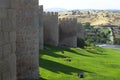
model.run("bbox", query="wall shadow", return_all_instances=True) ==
[40,50,65,58]
[39,58,92,75]
[85,47,107,55]
[85,50,105,55]
[39,77,47,80]
[40,46,94,58]
[66,48,94,57]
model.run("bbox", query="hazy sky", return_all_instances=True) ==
[39,0,120,10]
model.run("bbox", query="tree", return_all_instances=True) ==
[84,22,91,29]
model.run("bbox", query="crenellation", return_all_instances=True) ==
[55,12,58,15]
[44,11,58,16]
[59,17,77,23]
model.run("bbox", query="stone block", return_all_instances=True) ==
[2,19,14,31]
[3,32,9,43]
[9,54,16,80]
[11,42,16,53]
[3,71,10,80]
[3,44,11,59]
[10,31,16,42]
[0,8,7,18]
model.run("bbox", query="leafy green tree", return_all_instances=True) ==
[84,22,91,29]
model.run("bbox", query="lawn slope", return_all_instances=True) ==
[39,46,120,80]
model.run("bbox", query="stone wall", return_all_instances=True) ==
[16,0,39,80]
[43,12,59,46]
[39,5,44,49]
[77,22,85,39]
[59,18,77,47]
[0,0,16,80]
[113,27,120,39]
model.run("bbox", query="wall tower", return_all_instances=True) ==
[16,0,39,79]
[43,12,59,46]
[0,0,16,80]
[59,18,77,47]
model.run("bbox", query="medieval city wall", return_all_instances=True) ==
[113,27,120,39]
[0,0,85,79]
[39,5,44,49]
[59,18,77,47]
[43,12,59,46]
[0,0,16,80]
[77,22,85,40]
[16,0,39,80]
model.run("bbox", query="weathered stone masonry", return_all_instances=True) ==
[0,0,85,79]
[59,18,77,47]
[16,0,39,79]
[0,0,16,80]
[43,12,59,46]
[77,22,85,40]
[39,5,44,49]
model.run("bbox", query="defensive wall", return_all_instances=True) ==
[0,0,16,80]
[43,12,59,46]
[0,0,85,79]
[77,22,85,40]
[59,18,77,47]
[16,0,39,79]
[39,5,44,49]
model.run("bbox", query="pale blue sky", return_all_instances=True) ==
[39,0,120,10]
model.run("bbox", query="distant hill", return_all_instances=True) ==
[44,8,68,12]
[106,9,120,13]
[66,9,120,12]
[59,10,120,26]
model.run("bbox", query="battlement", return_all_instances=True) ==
[39,5,43,10]
[59,18,77,22]
[44,12,58,16]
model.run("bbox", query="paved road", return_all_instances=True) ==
[96,44,120,50]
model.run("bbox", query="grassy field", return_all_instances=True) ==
[39,46,120,80]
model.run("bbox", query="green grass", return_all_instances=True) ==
[102,28,109,34]
[39,46,120,80]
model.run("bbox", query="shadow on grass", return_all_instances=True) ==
[85,46,107,55]
[40,50,65,58]
[85,49,107,55]
[40,46,94,58]
[66,48,94,57]
[40,58,92,75]
[39,77,47,80]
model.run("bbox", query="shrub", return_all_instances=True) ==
[114,38,120,45]
[77,38,86,48]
